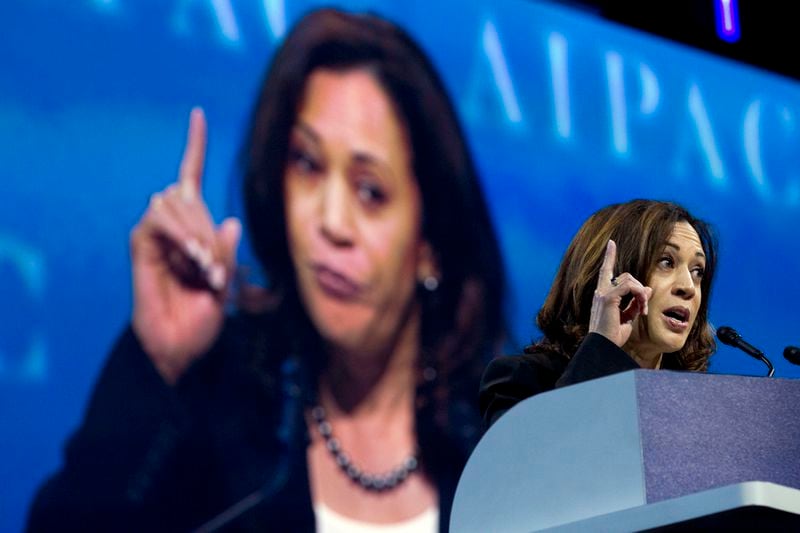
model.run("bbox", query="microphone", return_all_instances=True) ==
[784,346,800,366]
[716,325,774,377]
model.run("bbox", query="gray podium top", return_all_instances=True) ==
[451,369,800,532]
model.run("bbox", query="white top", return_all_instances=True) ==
[314,503,439,533]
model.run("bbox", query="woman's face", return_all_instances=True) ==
[626,221,706,358]
[284,68,435,357]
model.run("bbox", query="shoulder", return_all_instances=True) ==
[479,347,568,428]
[481,348,568,392]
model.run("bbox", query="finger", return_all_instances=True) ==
[608,274,647,299]
[609,271,633,286]
[140,197,219,280]
[140,192,192,244]
[642,286,652,316]
[162,184,216,246]
[613,278,650,323]
[141,197,199,258]
[620,294,642,324]
[160,186,236,293]
[137,204,198,279]
[178,107,207,202]
[207,217,242,292]
[598,239,617,288]
[623,276,650,318]
[151,187,213,264]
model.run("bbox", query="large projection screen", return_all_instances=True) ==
[3,1,799,530]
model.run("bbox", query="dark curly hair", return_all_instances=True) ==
[531,199,717,371]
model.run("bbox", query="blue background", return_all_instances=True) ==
[2,0,799,530]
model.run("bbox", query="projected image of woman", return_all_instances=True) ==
[28,8,506,532]
[480,199,717,428]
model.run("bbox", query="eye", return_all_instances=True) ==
[288,146,321,175]
[355,178,388,207]
[691,265,706,281]
[657,255,674,269]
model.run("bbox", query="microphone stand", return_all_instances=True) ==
[716,325,774,378]
[757,353,775,378]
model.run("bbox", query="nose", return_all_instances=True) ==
[672,266,697,300]
[319,174,354,246]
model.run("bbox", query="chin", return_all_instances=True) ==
[642,323,681,352]
[653,333,689,355]
[308,300,369,346]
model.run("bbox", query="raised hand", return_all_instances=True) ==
[130,108,241,384]
[588,239,652,348]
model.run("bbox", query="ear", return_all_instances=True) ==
[416,240,441,286]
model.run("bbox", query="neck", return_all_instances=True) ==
[624,345,663,369]
[320,309,420,417]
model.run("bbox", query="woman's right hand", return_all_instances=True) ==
[131,108,241,385]
[588,239,652,348]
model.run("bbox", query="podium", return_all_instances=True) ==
[451,370,800,531]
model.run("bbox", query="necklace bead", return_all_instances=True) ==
[311,405,419,492]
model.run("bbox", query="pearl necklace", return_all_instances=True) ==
[311,405,419,492]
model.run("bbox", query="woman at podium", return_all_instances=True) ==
[480,199,718,428]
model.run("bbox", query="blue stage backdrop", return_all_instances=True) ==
[2,0,799,529]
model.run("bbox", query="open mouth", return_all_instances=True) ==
[662,306,690,329]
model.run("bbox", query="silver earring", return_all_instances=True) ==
[422,275,439,291]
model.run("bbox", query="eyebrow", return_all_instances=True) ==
[294,122,320,144]
[353,152,384,168]
[294,121,395,177]
[665,241,706,260]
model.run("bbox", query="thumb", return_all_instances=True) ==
[218,217,242,270]
[620,297,642,325]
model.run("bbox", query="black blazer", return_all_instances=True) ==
[479,333,642,428]
[27,313,474,532]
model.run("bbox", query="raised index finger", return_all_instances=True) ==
[598,239,617,288]
[178,107,207,201]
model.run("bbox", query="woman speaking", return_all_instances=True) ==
[480,199,717,428]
